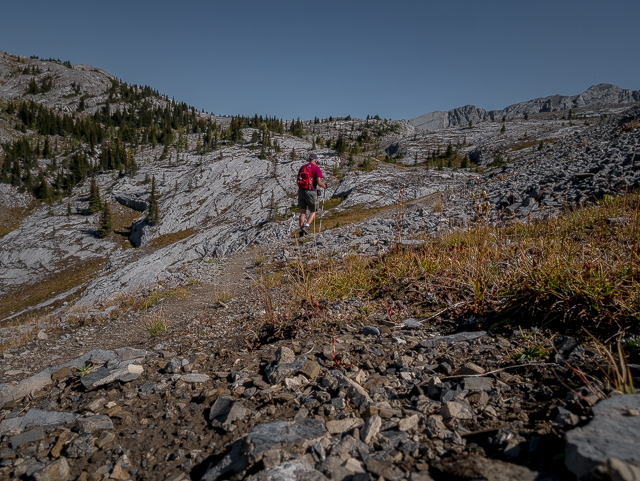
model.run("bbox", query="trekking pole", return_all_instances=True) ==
[318,188,326,235]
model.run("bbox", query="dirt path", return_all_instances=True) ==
[0,247,267,384]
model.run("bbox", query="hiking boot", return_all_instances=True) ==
[302,224,310,234]
[299,228,305,237]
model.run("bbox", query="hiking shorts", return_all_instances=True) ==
[298,189,318,212]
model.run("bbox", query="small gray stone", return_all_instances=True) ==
[74,415,114,434]
[419,331,487,348]
[201,419,327,481]
[555,407,579,429]
[65,433,96,458]
[139,382,157,395]
[463,377,493,391]
[362,326,380,336]
[114,347,147,361]
[181,373,210,384]
[264,355,308,384]
[275,346,296,365]
[402,318,421,329]
[209,396,249,431]
[10,426,44,449]
[165,358,182,374]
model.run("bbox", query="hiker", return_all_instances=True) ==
[297,153,327,236]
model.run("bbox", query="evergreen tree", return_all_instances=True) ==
[443,143,452,158]
[97,199,112,238]
[88,176,101,214]
[34,175,51,200]
[268,191,277,221]
[146,175,160,225]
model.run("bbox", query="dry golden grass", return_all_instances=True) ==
[110,203,142,246]
[322,197,344,210]
[149,228,196,249]
[287,192,640,335]
[0,206,31,239]
[0,257,107,327]
[319,204,392,231]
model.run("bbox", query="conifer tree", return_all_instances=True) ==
[97,199,111,238]
[146,175,160,225]
[88,176,101,214]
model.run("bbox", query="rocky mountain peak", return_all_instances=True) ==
[410,83,640,130]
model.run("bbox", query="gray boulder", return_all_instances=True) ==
[201,418,327,481]
[565,394,640,480]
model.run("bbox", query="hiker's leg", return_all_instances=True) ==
[305,191,318,226]
[307,211,316,225]
[298,189,307,229]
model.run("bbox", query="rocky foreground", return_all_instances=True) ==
[0,286,639,481]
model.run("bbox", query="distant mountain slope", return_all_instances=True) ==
[409,83,640,130]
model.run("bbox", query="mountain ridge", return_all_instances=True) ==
[409,83,640,130]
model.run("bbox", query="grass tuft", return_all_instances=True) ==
[145,319,167,337]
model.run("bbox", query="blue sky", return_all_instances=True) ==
[1,1,638,120]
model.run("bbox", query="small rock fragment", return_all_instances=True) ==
[362,326,380,336]
[398,414,419,432]
[181,373,210,384]
[326,418,364,435]
[10,427,44,449]
[366,458,404,481]
[31,457,70,481]
[454,362,485,376]
[441,401,474,421]
[361,414,382,445]
[299,360,322,380]
[275,346,296,365]
[95,431,115,449]
[463,377,493,391]
[74,415,114,434]
[51,430,76,458]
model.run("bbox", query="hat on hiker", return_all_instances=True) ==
[308,153,318,161]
